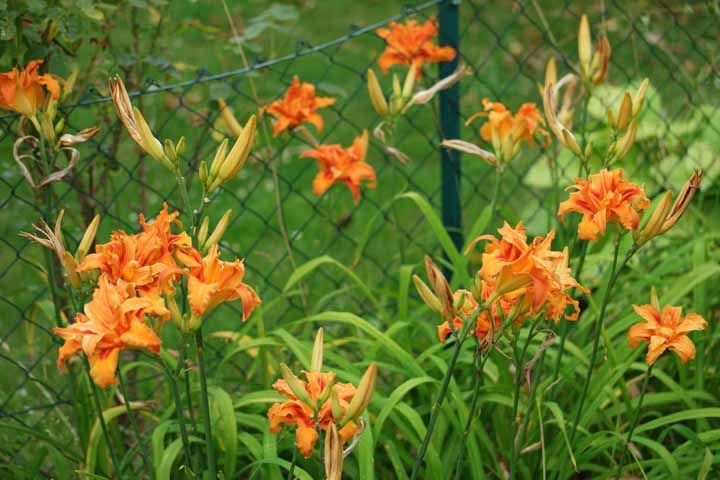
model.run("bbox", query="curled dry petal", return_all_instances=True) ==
[441,139,497,166]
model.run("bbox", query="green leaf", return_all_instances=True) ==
[86,405,145,474]
[373,376,435,443]
[209,386,238,478]
[358,414,375,480]
[635,408,720,434]
[545,401,577,472]
[284,255,381,311]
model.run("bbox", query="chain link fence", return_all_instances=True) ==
[0,0,717,470]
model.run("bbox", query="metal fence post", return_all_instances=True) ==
[438,0,463,264]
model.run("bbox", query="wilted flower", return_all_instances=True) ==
[266,76,336,136]
[628,290,707,365]
[54,277,166,387]
[109,76,174,170]
[21,210,100,288]
[375,17,456,76]
[558,168,650,241]
[0,60,60,118]
[634,169,704,245]
[302,130,376,203]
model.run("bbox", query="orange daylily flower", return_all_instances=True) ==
[628,300,707,365]
[466,222,586,328]
[558,168,650,241]
[466,99,550,161]
[77,204,191,296]
[375,17,456,76]
[53,277,166,387]
[184,243,261,321]
[266,76,336,136]
[0,59,60,118]
[302,130,376,203]
[268,371,359,459]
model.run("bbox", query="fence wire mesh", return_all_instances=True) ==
[0,0,717,470]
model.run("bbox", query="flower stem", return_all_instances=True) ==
[614,363,653,477]
[410,306,486,480]
[194,329,217,478]
[117,368,152,475]
[509,322,538,479]
[287,446,297,480]
[161,349,195,473]
[453,318,513,479]
[87,363,123,478]
[558,239,638,478]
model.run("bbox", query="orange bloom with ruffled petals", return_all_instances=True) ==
[628,300,707,365]
[468,99,550,155]
[53,277,165,387]
[466,222,586,328]
[185,244,261,321]
[266,76,336,136]
[0,59,60,118]
[77,204,190,296]
[375,17,456,76]
[558,168,650,241]
[302,130,376,203]
[268,371,359,459]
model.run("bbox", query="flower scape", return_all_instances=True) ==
[4,8,716,480]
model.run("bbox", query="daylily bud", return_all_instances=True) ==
[634,191,673,246]
[591,36,611,86]
[606,108,616,129]
[562,128,582,157]
[203,209,232,252]
[424,255,454,321]
[616,92,633,131]
[578,15,592,74]
[324,422,344,480]
[658,169,704,235]
[109,75,173,170]
[330,389,343,421]
[218,99,244,137]
[311,328,324,372]
[133,107,168,165]
[54,118,65,136]
[163,138,178,164]
[166,295,184,330]
[615,120,637,160]
[392,74,401,98]
[544,57,557,89]
[62,252,81,288]
[37,112,56,143]
[175,136,186,156]
[207,115,256,192]
[367,69,389,117]
[413,274,442,313]
[280,363,314,408]
[633,79,650,116]
[197,216,209,249]
[650,286,660,310]
[75,214,100,262]
[198,160,209,186]
[342,363,377,424]
[584,141,593,159]
[402,65,416,98]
